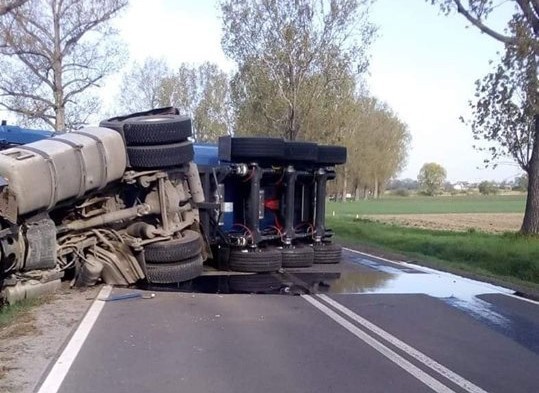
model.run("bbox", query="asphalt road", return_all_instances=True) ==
[37,249,539,393]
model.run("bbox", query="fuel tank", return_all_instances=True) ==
[0,127,126,215]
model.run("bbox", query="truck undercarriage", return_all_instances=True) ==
[0,107,346,304]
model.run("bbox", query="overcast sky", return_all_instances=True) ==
[3,0,526,183]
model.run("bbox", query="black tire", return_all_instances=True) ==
[284,141,318,162]
[228,274,283,294]
[317,145,347,165]
[281,246,314,268]
[122,115,192,145]
[229,248,282,272]
[144,230,202,263]
[313,242,342,264]
[127,141,194,169]
[218,136,285,161]
[146,255,203,284]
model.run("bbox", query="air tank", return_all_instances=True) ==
[0,127,127,215]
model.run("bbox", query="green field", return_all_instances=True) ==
[327,194,526,216]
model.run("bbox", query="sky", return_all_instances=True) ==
[2,0,526,183]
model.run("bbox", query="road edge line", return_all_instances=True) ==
[317,294,488,393]
[302,295,455,393]
[36,285,112,393]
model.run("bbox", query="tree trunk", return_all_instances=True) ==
[373,175,379,199]
[363,186,368,200]
[341,166,348,202]
[521,117,539,234]
[354,185,360,201]
[52,1,64,131]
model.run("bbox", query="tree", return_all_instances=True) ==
[0,0,27,16]
[345,97,410,199]
[116,57,171,114]
[430,0,539,233]
[0,0,127,130]
[478,181,498,195]
[159,62,233,142]
[418,163,447,196]
[221,0,376,140]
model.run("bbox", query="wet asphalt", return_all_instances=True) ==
[49,249,539,393]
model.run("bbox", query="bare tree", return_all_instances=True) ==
[0,0,27,16]
[430,0,539,234]
[0,0,127,130]
[159,62,233,142]
[117,57,171,113]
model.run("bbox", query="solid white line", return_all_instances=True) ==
[503,293,539,306]
[37,285,112,393]
[318,294,488,393]
[343,247,410,267]
[303,295,455,393]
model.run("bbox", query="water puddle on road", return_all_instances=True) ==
[147,249,514,330]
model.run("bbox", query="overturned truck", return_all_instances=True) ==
[0,108,346,303]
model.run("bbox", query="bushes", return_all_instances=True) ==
[478,181,499,195]
[391,188,410,197]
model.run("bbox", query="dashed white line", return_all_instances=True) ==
[303,295,456,393]
[317,294,488,393]
[37,285,112,393]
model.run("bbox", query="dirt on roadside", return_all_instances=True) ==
[0,284,101,393]
[362,213,524,233]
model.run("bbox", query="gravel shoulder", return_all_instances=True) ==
[0,284,100,393]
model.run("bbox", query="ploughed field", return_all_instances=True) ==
[328,194,526,233]
[362,213,524,233]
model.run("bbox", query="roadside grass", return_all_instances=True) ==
[327,216,539,289]
[328,194,526,216]
[0,298,45,333]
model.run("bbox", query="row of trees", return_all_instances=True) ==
[0,0,410,204]
[115,0,410,198]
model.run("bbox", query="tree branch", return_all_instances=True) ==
[0,0,28,16]
[453,0,517,44]
[516,0,539,35]
[0,102,55,128]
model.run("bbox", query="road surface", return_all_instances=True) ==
[36,249,539,393]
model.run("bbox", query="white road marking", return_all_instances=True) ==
[317,294,489,393]
[343,247,411,268]
[503,293,539,306]
[303,295,456,393]
[37,285,112,393]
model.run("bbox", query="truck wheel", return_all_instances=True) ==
[218,136,285,161]
[284,141,318,163]
[146,255,203,284]
[229,248,282,272]
[317,145,347,166]
[144,230,202,263]
[127,141,194,168]
[122,115,192,145]
[313,242,342,264]
[281,246,314,268]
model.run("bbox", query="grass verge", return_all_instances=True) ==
[0,298,45,331]
[327,217,539,291]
